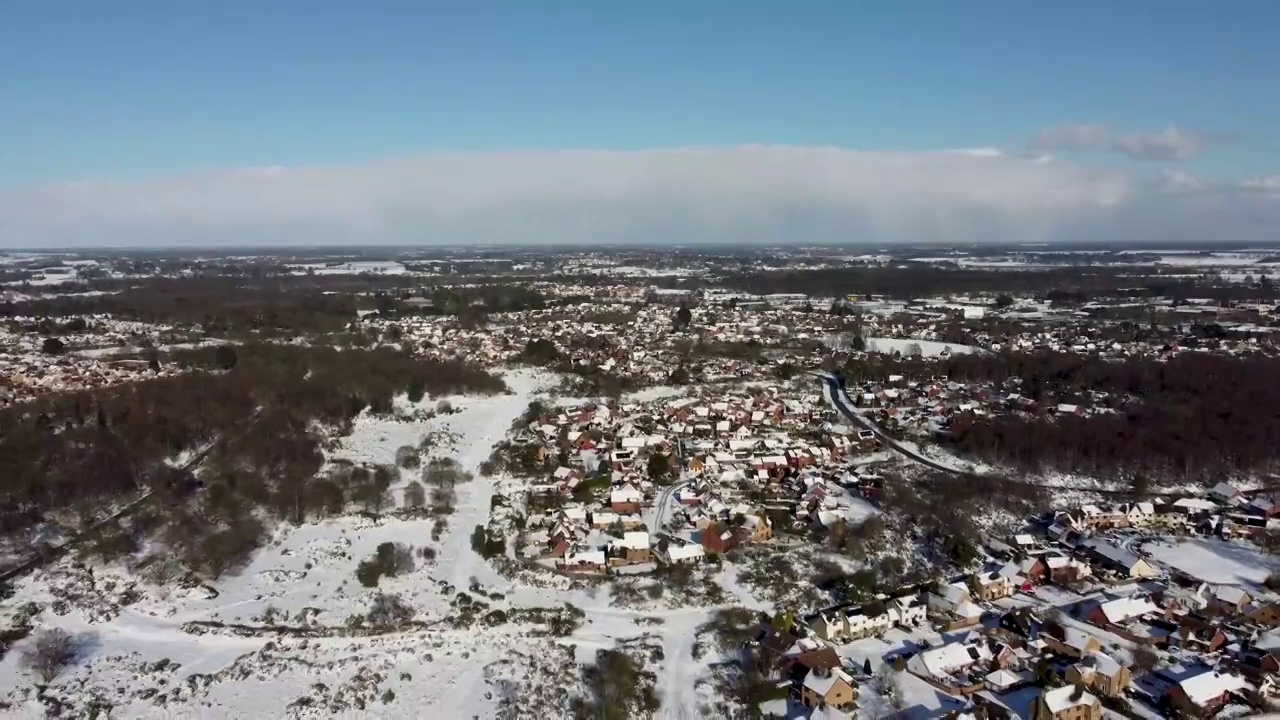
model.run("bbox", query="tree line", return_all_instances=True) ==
[691,265,1280,303]
[940,352,1280,482]
[0,343,506,575]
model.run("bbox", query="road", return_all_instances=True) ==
[813,371,978,476]
[650,437,691,534]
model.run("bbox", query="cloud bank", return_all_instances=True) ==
[1,145,1276,248]
[1030,123,1222,162]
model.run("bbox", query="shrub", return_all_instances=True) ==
[356,560,383,588]
[367,593,414,628]
[395,446,421,470]
[21,629,79,685]
[355,542,415,587]
[403,481,426,510]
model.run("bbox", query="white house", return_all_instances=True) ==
[665,543,705,565]
[892,595,928,628]
[562,550,607,572]
[609,483,644,509]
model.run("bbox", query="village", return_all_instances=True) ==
[477,374,1280,719]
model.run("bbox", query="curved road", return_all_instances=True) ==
[813,371,980,476]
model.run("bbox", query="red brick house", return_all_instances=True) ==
[701,522,739,555]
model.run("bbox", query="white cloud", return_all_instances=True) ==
[0,145,1275,248]
[1031,123,1215,161]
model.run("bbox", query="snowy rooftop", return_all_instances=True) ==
[1042,684,1098,713]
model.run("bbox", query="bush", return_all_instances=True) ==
[575,649,660,720]
[403,481,426,510]
[21,629,79,685]
[355,542,415,587]
[395,445,421,470]
[212,344,239,370]
[367,593,414,628]
[356,560,383,588]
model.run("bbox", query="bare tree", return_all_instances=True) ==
[21,629,79,685]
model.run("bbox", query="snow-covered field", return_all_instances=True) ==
[1145,537,1279,586]
[864,337,980,358]
[285,261,415,276]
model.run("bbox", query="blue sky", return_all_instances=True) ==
[2,1,1276,183]
[1,2,1278,247]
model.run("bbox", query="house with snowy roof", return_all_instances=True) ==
[1078,538,1158,579]
[1208,482,1245,506]
[798,666,857,713]
[1084,595,1162,629]
[907,638,1012,694]
[608,531,652,566]
[1164,669,1253,718]
[1031,684,1101,720]
[1065,651,1131,698]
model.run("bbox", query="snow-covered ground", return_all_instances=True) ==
[1145,537,1279,586]
[0,368,773,718]
[285,261,416,276]
[863,337,980,358]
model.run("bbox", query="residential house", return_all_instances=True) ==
[664,542,705,565]
[892,594,928,629]
[1208,482,1244,506]
[1163,670,1253,718]
[701,521,739,555]
[608,531,652,566]
[552,466,581,493]
[799,667,857,711]
[1065,652,1131,698]
[906,638,1012,694]
[928,582,985,625]
[1247,602,1280,628]
[1019,556,1049,585]
[1045,554,1093,585]
[562,550,607,573]
[808,611,845,644]
[1040,622,1102,659]
[1236,647,1280,680]
[842,603,894,640]
[1078,539,1158,579]
[1174,614,1230,654]
[740,513,773,543]
[984,668,1030,693]
[996,609,1042,644]
[1084,596,1163,635]
[1205,585,1253,616]
[609,482,644,513]
[972,570,1016,601]
[1031,685,1102,720]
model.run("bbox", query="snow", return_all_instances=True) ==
[286,260,414,276]
[1145,538,1279,586]
[0,366,782,717]
[863,337,981,358]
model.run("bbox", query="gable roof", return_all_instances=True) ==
[1175,670,1252,707]
[1080,538,1143,570]
[802,667,854,698]
[1042,685,1098,713]
[1098,596,1161,624]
